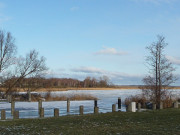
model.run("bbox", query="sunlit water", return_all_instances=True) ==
[0,89,180,119]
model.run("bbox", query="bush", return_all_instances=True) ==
[125,94,178,109]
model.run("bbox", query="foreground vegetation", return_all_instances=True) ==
[0,109,180,135]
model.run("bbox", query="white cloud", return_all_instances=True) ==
[71,67,105,74]
[166,56,180,65]
[70,6,79,11]
[95,47,128,56]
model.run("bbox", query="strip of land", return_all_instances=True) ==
[1,85,180,92]
[0,109,180,135]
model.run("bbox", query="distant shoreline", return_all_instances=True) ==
[12,86,180,92]
[29,86,180,92]
[27,86,142,92]
[1,86,180,92]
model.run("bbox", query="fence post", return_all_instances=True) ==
[67,99,70,113]
[94,100,98,107]
[79,105,84,115]
[38,100,42,115]
[153,103,156,110]
[40,108,44,118]
[54,108,59,117]
[7,95,12,103]
[132,102,136,112]
[28,90,31,102]
[112,104,116,112]
[127,102,136,112]
[11,101,15,115]
[173,101,179,108]
[94,107,99,114]
[126,103,131,112]
[137,103,141,111]
[160,102,163,109]
[1,110,6,120]
[13,110,19,119]
[118,97,121,109]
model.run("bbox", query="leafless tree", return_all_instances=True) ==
[0,30,16,73]
[5,50,47,94]
[142,35,176,108]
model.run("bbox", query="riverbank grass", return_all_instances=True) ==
[0,109,180,135]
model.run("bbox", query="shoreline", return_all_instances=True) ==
[27,87,142,92]
[1,86,180,92]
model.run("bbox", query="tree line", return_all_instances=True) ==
[1,76,110,91]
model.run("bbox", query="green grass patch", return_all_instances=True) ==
[0,109,180,135]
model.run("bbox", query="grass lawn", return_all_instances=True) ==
[0,109,180,135]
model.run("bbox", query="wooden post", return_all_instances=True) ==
[94,100,98,107]
[127,102,136,112]
[94,107,99,114]
[153,103,156,110]
[13,110,19,119]
[67,99,70,113]
[126,104,131,112]
[54,108,59,117]
[112,104,116,112]
[131,102,136,112]
[173,101,179,109]
[160,102,163,109]
[28,90,31,102]
[7,95,12,103]
[118,97,121,109]
[38,100,42,115]
[1,110,6,120]
[138,103,141,111]
[79,105,84,115]
[40,108,44,118]
[11,101,15,115]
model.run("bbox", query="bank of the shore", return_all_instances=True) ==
[0,87,140,92]
[0,109,180,135]
[1,86,180,92]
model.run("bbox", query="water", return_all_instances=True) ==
[0,89,180,119]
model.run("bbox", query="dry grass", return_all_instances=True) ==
[11,92,97,102]
[125,95,147,107]
[44,92,97,101]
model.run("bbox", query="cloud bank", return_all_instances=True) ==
[45,66,180,85]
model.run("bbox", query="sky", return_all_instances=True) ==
[0,0,180,85]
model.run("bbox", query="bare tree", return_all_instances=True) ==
[0,30,16,73]
[142,35,176,108]
[5,50,47,94]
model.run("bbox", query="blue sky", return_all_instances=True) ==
[0,0,180,85]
